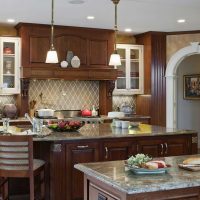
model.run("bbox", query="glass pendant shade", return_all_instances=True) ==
[109,53,121,66]
[46,50,58,63]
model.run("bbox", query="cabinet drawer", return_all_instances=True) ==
[89,182,119,200]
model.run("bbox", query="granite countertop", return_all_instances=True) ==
[32,123,195,141]
[0,114,150,123]
[75,154,200,194]
[1,123,195,142]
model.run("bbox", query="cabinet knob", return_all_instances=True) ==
[105,147,108,159]
[160,143,164,155]
[164,142,168,155]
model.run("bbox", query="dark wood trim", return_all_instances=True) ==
[136,32,166,126]
[21,67,117,80]
[16,79,30,117]
[167,30,200,35]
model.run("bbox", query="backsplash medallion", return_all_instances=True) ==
[29,80,99,110]
[112,95,136,113]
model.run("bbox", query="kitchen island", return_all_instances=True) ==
[75,155,200,200]
[7,123,198,200]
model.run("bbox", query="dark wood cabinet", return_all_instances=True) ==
[137,135,192,157]
[65,142,99,200]
[31,133,197,200]
[101,140,136,161]
[16,23,114,70]
[165,136,191,156]
[137,138,163,157]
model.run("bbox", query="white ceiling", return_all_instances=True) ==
[1,0,200,34]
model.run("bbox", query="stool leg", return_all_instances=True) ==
[30,175,34,200]
[40,169,45,200]
[1,178,8,200]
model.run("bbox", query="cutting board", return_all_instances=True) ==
[178,164,200,171]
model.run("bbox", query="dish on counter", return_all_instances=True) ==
[47,120,85,132]
[125,164,169,174]
[125,154,170,175]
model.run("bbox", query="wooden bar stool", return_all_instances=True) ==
[0,135,45,200]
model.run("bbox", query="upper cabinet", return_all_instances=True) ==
[0,37,21,94]
[16,23,117,80]
[16,24,113,67]
[113,44,144,95]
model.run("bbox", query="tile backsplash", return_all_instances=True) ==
[112,95,136,113]
[0,95,16,112]
[29,80,99,110]
[0,80,137,115]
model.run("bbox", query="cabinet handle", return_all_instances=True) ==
[105,147,108,159]
[164,142,168,155]
[77,145,89,149]
[160,143,164,155]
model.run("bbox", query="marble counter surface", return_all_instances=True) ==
[32,123,195,141]
[75,154,200,194]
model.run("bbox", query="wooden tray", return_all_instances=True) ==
[178,164,200,171]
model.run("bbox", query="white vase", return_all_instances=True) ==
[71,56,80,68]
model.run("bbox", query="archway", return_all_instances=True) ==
[166,42,200,128]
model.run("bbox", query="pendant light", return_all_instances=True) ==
[109,0,121,67]
[46,0,58,63]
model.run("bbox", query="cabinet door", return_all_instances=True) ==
[66,142,99,200]
[165,136,191,156]
[114,44,144,95]
[102,141,135,161]
[0,37,20,94]
[137,139,163,157]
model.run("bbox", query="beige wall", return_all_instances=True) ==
[167,33,200,62]
[117,34,136,44]
[0,26,17,36]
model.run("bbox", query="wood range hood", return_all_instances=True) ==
[21,66,118,81]
[16,23,117,116]
[17,23,117,81]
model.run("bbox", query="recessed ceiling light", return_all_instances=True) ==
[69,0,85,4]
[177,19,186,23]
[7,19,15,23]
[87,16,95,20]
[125,28,132,32]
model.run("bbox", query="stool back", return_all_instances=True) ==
[0,135,33,177]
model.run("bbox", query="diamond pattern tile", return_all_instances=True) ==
[112,95,136,113]
[29,80,99,110]
[0,95,16,112]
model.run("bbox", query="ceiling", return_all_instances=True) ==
[1,0,200,34]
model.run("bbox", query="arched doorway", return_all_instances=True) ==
[166,42,200,128]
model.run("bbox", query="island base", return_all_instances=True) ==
[85,175,200,200]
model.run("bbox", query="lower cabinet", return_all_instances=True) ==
[41,133,197,200]
[101,140,136,161]
[137,135,192,157]
[65,142,99,200]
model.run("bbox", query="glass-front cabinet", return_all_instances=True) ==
[113,44,144,95]
[0,37,21,94]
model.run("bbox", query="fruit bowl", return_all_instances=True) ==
[47,120,85,132]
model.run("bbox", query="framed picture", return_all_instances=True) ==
[183,74,200,99]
